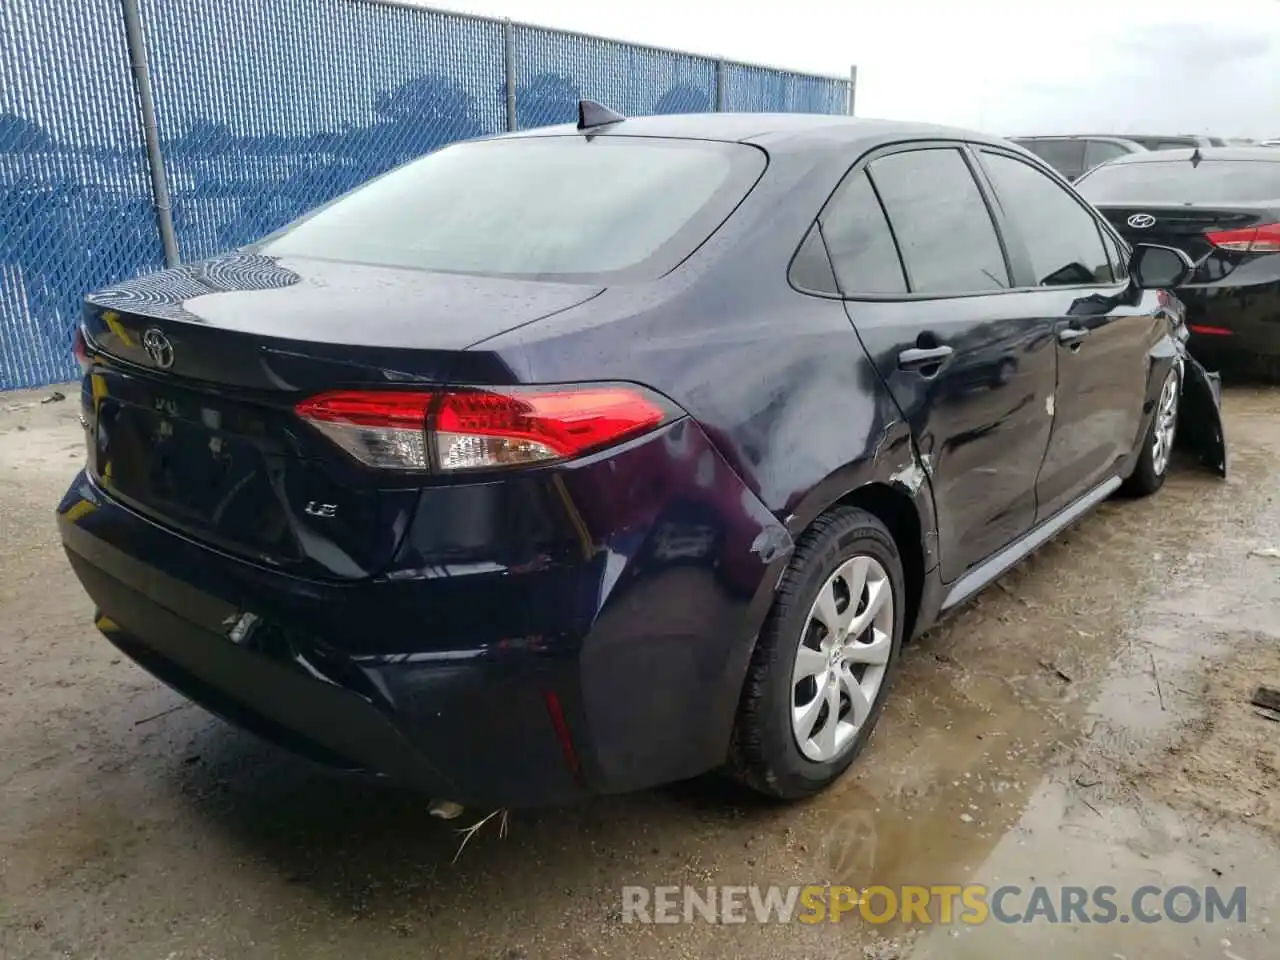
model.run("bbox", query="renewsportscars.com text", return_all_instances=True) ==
[621,884,1247,925]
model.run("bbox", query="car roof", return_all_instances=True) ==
[1099,146,1280,165]
[1013,133,1221,145]
[1013,134,1142,143]
[500,111,1009,153]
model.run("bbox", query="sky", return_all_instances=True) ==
[421,0,1280,139]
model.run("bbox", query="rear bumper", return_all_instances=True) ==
[62,515,587,806]
[57,419,789,807]
[1179,279,1280,363]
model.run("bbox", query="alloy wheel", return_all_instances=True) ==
[1151,370,1179,477]
[791,556,895,763]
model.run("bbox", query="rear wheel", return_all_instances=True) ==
[728,507,905,800]
[1122,365,1180,497]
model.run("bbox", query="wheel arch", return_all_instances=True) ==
[825,482,927,643]
[720,424,941,768]
[724,474,931,797]
[766,436,938,647]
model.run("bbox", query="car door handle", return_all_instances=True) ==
[1058,327,1090,344]
[897,345,954,372]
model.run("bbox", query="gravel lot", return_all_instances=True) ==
[3,381,1279,959]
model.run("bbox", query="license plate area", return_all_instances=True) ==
[95,398,302,561]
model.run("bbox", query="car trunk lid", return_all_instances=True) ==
[1095,204,1272,281]
[79,254,603,580]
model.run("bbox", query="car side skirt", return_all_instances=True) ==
[939,475,1123,612]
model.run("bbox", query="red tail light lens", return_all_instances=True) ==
[72,327,91,374]
[434,387,668,470]
[295,384,674,471]
[1205,222,1280,253]
[295,391,434,470]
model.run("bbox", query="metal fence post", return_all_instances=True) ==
[848,65,857,116]
[714,59,726,111]
[120,0,179,267]
[503,19,517,131]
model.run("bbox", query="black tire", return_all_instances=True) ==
[1121,364,1180,498]
[727,506,906,800]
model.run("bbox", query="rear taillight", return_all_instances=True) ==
[1205,222,1280,253]
[294,390,435,470]
[72,327,91,374]
[434,386,670,470]
[295,384,676,471]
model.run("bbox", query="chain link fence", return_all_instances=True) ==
[0,0,166,389]
[0,0,854,390]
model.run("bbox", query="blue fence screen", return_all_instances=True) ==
[0,0,853,389]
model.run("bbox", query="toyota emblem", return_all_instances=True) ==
[1127,213,1156,229]
[141,328,175,369]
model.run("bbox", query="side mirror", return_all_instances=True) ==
[1130,243,1195,289]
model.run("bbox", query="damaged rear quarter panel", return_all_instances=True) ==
[1177,344,1229,477]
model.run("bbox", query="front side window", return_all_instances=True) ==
[260,136,766,282]
[979,151,1112,286]
[868,148,1009,295]
[1102,227,1130,281]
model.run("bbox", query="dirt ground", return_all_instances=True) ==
[2,381,1279,959]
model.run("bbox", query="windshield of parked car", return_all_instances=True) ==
[258,136,766,282]
[1076,159,1280,204]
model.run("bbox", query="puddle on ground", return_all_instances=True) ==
[792,404,1280,958]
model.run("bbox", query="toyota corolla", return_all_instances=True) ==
[58,106,1226,810]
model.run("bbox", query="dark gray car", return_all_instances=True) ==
[1013,134,1229,181]
[1012,136,1147,181]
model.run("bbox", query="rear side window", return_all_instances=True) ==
[816,171,907,295]
[979,151,1113,286]
[1024,140,1086,178]
[868,148,1009,295]
[1084,140,1131,168]
[789,225,842,294]
[260,136,766,282]
[1075,159,1280,204]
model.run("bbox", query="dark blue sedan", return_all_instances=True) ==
[58,105,1226,810]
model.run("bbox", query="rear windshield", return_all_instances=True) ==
[1076,159,1280,204]
[1014,139,1085,171]
[1130,137,1199,151]
[258,136,766,282]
